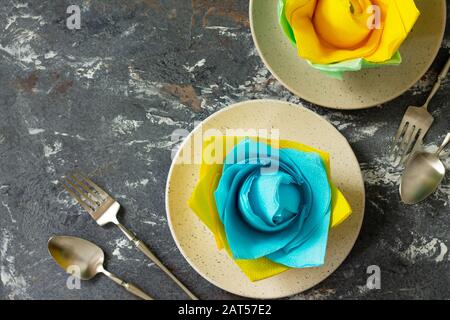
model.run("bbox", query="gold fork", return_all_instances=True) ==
[62,172,198,300]
[390,56,450,166]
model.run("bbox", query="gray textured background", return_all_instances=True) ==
[0,0,449,300]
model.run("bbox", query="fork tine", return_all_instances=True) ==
[400,129,422,164]
[399,125,418,161]
[65,177,99,208]
[70,174,103,203]
[62,181,94,214]
[392,119,408,151]
[75,172,109,198]
[390,121,409,163]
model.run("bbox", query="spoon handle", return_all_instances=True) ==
[436,133,450,156]
[102,269,153,300]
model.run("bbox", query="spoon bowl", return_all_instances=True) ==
[48,236,104,280]
[48,235,153,300]
[400,152,446,204]
[400,133,449,205]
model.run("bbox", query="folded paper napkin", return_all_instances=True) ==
[188,136,352,281]
[307,52,402,80]
[278,0,420,79]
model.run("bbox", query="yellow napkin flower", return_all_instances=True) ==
[188,136,352,281]
[285,0,420,64]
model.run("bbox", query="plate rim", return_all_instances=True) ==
[249,0,447,110]
[165,99,366,299]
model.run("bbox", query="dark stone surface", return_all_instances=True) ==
[0,0,448,300]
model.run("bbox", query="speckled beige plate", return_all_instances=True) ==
[165,100,365,299]
[250,0,446,110]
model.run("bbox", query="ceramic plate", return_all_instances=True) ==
[165,100,365,298]
[250,0,446,110]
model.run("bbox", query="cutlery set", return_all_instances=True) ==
[48,172,198,300]
[391,56,450,204]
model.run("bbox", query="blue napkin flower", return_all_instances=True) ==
[214,139,332,268]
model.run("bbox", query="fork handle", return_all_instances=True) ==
[423,56,450,109]
[116,223,199,300]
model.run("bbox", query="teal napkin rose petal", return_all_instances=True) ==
[214,139,332,268]
[267,211,330,267]
[216,161,302,259]
[275,149,331,252]
[238,171,300,232]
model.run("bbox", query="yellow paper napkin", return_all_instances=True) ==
[285,0,420,64]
